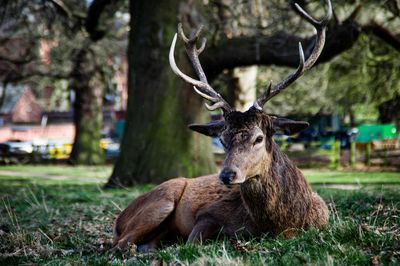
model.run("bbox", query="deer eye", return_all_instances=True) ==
[254,136,263,145]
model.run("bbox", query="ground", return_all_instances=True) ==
[0,165,399,265]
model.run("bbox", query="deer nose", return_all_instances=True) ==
[219,169,237,185]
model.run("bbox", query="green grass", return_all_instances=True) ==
[304,170,400,184]
[0,165,112,186]
[0,166,399,265]
[0,165,112,178]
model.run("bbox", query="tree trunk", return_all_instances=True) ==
[70,47,105,165]
[106,0,215,187]
[232,66,258,111]
[378,94,400,129]
[225,66,258,112]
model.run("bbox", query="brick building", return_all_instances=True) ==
[0,85,43,124]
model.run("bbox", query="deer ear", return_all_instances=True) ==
[188,120,225,137]
[272,117,309,135]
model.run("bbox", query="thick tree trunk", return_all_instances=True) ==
[106,0,215,187]
[233,66,258,111]
[70,47,105,165]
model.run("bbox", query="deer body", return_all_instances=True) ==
[113,0,332,251]
[114,111,329,251]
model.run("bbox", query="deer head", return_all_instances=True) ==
[169,0,332,185]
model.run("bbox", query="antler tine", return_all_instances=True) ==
[197,38,207,54]
[254,43,305,109]
[253,81,273,110]
[178,23,203,44]
[178,23,208,83]
[169,34,209,90]
[178,23,206,54]
[294,0,332,29]
[253,0,332,110]
[169,27,233,113]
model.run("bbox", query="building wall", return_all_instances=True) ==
[0,123,75,143]
[11,88,43,123]
[113,56,128,111]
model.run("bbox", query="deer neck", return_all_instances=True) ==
[239,142,313,233]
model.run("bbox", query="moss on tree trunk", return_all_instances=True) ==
[70,48,105,165]
[106,0,216,187]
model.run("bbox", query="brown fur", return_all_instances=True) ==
[113,109,329,251]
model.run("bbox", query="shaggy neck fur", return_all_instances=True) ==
[240,141,314,234]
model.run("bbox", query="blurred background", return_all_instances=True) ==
[0,0,399,186]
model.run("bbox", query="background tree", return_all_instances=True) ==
[106,0,216,187]
[47,0,128,165]
[0,0,129,164]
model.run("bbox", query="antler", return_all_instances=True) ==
[169,24,233,113]
[253,0,332,110]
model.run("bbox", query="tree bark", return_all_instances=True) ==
[106,0,215,187]
[225,67,258,112]
[363,22,400,53]
[70,47,105,165]
[378,94,400,129]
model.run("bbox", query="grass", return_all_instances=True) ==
[0,165,112,178]
[0,165,112,186]
[0,166,399,265]
[304,170,400,184]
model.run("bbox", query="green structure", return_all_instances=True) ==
[355,124,398,143]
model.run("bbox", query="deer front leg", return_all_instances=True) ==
[115,200,175,250]
[187,216,221,244]
[136,228,170,253]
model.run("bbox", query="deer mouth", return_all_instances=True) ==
[220,179,243,186]
[222,183,240,188]
[221,175,258,187]
[246,174,260,180]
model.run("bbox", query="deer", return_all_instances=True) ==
[113,0,332,252]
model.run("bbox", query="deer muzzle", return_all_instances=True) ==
[219,166,245,185]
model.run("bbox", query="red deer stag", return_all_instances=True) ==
[113,0,332,252]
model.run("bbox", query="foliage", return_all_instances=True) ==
[34,0,128,109]
[0,166,399,265]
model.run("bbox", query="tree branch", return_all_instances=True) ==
[0,55,35,65]
[201,17,361,79]
[85,0,112,41]
[49,0,73,18]
[0,61,70,83]
[363,21,400,52]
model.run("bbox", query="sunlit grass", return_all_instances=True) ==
[0,165,112,179]
[0,165,112,186]
[304,170,400,184]
[1,165,399,185]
